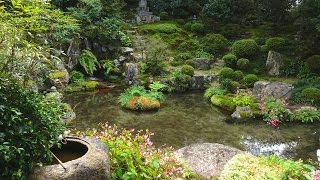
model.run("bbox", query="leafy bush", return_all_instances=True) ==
[176,19,185,25]
[231,39,259,58]
[288,109,320,123]
[176,52,193,61]
[159,11,169,20]
[70,70,84,84]
[149,81,167,92]
[220,154,314,180]
[181,65,195,76]
[118,85,165,110]
[265,37,286,51]
[221,79,240,93]
[190,22,205,33]
[259,97,289,127]
[233,70,244,81]
[306,55,320,74]
[204,87,226,99]
[237,58,250,70]
[220,67,235,80]
[155,24,177,34]
[0,78,65,179]
[79,50,100,76]
[171,70,192,92]
[301,87,320,102]
[211,95,236,111]
[201,34,228,55]
[222,54,237,68]
[232,95,256,107]
[243,74,259,88]
[118,31,132,46]
[86,123,192,179]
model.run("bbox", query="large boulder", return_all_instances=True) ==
[191,74,212,90]
[192,58,212,70]
[124,63,139,85]
[253,81,294,100]
[29,136,111,180]
[266,51,285,76]
[174,143,243,179]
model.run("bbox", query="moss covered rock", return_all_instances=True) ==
[126,96,160,110]
[211,95,236,111]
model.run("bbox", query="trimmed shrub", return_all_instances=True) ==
[155,24,177,34]
[202,34,228,55]
[243,74,259,88]
[70,70,84,84]
[181,65,195,76]
[222,54,237,68]
[237,58,250,70]
[220,67,234,80]
[221,79,240,93]
[190,22,205,33]
[172,71,192,92]
[233,70,244,81]
[306,55,320,74]
[301,87,320,102]
[231,39,259,58]
[0,78,65,179]
[159,11,169,20]
[265,37,286,51]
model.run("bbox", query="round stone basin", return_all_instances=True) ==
[50,140,88,164]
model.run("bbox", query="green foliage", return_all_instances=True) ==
[222,54,238,68]
[118,85,165,108]
[233,70,244,81]
[155,24,177,34]
[118,31,132,46]
[232,39,259,58]
[171,70,192,92]
[86,123,192,179]
[211,95,236,111]
[219,23,243,39]
[204,87,226,99]
[190,22,205,33]
[301,87,320,103]
[176,52,193,61]
[0,78,65,180]
[79,50,100,76]
[220,67,235,80]
[149,81,166,92]
[159,11,169,20]
[220,154,314,180]
[306,55,320,74]
[243,74,259,88]
[102,60,116,79]
[265,37,286,51]
[237,58,250,70]
[221,79,240,93]
[201,34,228,55]
[79,81,99,90]
[70,71,85,84]
[259,97,288,127]
[181,65,195,76]
[232,95,255,107]
[288,109,320,123]
[49,71,67,79]
[144,38,168,76]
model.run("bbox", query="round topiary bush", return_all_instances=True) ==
[222,54,237,68]
[159,11,169,20]
[243,74,259,88]
[265,37,286,51]
[306,55,320,74]
[301,87,320,102]
[181,65,195,76]
[233,70,244,81]
[237,58,250,70]
[231,39,259,58]
[220,67,235,80]
[221,79,240,93]
[0,78,65,179]
[202,34,228,55]
[190,22,205,33]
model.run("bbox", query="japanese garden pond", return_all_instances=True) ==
[65,90,320,161]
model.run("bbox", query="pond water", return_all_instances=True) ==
[65,90,320,161]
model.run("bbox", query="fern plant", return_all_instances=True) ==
[79,50,100,76]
